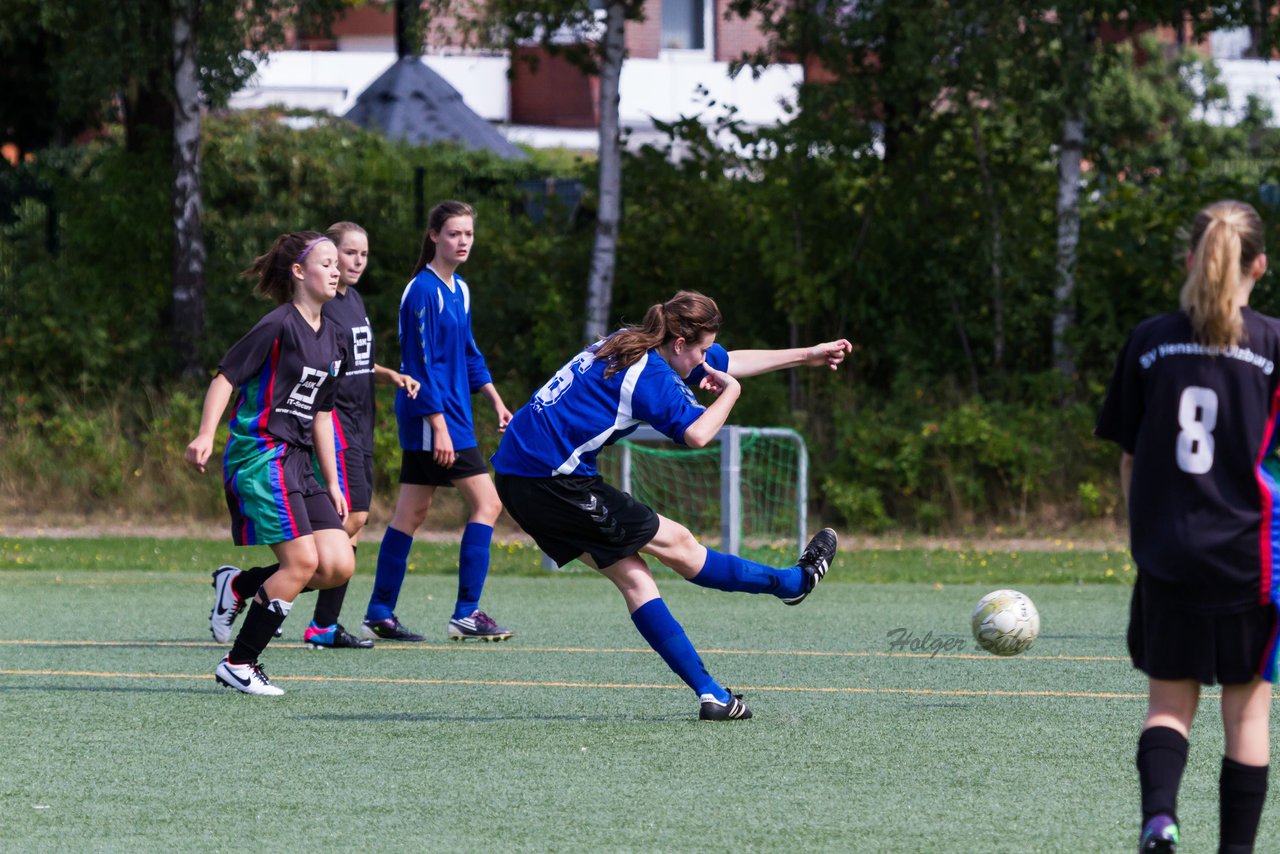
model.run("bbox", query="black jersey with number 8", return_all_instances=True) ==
[1097,307,1280,613]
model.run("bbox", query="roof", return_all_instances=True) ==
[344,56,527,159]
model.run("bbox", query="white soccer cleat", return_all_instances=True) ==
[214,656,284,696]
[209,565,244,643]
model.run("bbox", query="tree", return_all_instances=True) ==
[2,0,347,377]
[450,0,648,343]
[730,0,1280,390]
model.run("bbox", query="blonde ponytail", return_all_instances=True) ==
[1180,200,1265,348]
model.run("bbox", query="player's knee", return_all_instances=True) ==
[474,497,503,525]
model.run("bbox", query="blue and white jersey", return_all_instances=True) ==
[492,343,707,478]
[394,266,493,452]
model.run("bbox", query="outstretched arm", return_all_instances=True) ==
[725,339,852,378]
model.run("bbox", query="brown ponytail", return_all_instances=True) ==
[592,291,722,378]
[1181,200,1265,348]
[241,230,330,305]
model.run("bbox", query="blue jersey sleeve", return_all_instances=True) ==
[465,332,493,392]
[397,276,443,418]
[632,355,706,445]
[684,342,729,388]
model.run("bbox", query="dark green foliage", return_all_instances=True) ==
[6,28,1280,530]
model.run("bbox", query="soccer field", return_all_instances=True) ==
[1,548,1271,852]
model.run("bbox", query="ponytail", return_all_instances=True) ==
[241,230,330,305]
[592,291,722,378]
[1180,200,1265,348]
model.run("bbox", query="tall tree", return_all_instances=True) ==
[450,0,648,343]
[172,0,205,378]
[3,0,347,377]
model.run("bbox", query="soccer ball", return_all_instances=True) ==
[971,589,1040,656]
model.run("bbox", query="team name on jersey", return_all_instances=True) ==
[1139,341,1275,375]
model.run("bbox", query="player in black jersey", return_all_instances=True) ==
[209,223,422,650]
[305,222,420,647]
[1097,200,1279,853]
[185,231,354,695]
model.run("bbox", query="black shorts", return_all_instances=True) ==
[1128,574,1279,685]
[399,446,490,487]
[495,473,660,568]
[316,447,374,513]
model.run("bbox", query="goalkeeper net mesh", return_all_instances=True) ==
[598,429,806,553]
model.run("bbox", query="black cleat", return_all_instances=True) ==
[783,528,838,606]
[360,616,426,642]
[699,691,753,721]
[1139,815,1178,852]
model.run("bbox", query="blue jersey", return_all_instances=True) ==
[393,267,493,452]
[491,342,707,478]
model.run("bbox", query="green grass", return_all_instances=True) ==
[0,537,1265,852]
[0,535,1137,585]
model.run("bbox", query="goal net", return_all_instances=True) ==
[599,426,809,557]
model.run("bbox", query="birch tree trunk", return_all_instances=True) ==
[1053,14,1093,381]
[969,109,1005,369]
[582,0,626,344]
[172,0,206,378]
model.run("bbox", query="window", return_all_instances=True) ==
[661,0,710,53]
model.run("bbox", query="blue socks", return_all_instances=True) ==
[366,526,413,622]
[453,522,493,620]
[689,548,802,599]
[631,598,727,702]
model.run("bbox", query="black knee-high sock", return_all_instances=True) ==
[231,563,280,600]
[1138,726,1189,825]
[1220,756,1268,852]
[312,545,354,625]
[227,592,290,664]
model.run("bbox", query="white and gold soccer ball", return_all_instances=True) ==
[971,589,1040,656]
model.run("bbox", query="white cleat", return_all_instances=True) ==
[214,656,284,696]
[210,565,244,643]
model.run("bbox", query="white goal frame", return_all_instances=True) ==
[617,424,809,557]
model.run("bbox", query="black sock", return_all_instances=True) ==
[227,593,289,664]
[1137,726,1189,826]
[1220,756,1268,852]
[231,563,280,600]
[312,545,354,625]
[313,581,349,627]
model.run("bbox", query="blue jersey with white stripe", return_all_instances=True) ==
[492,342,706,478]
[393,267,493,452]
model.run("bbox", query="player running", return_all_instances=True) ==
[185,231,354,695]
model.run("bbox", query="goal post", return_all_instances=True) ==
[611,425,809,557]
